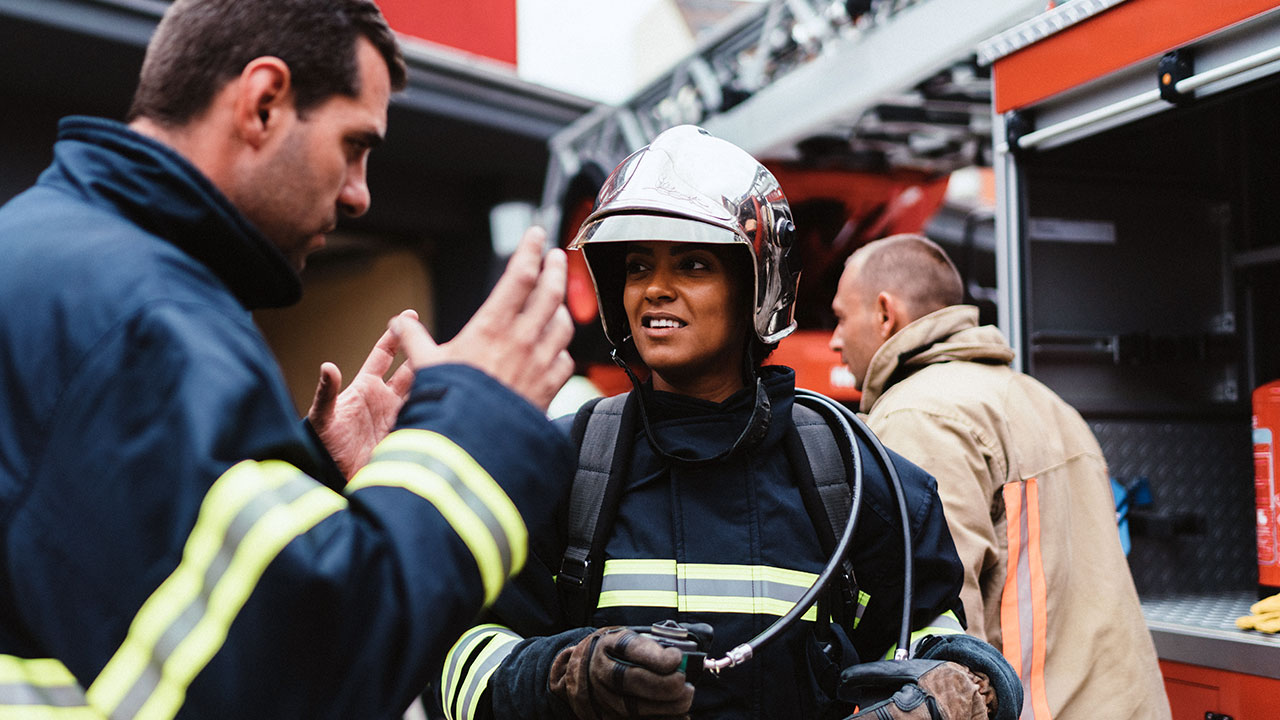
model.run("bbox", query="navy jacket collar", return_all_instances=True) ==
[47,116,302,309]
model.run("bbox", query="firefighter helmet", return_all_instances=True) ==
[568,125,799,348]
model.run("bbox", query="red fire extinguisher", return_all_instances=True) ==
[1255,380,1280,594]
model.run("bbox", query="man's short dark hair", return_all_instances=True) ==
[850,233,964,321]
[128,0,407,125]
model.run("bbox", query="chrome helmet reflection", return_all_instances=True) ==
[569,125,799,348]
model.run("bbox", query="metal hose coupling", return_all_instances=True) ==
[704,644,753,674]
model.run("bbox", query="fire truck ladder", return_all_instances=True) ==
[540,0,1046,239]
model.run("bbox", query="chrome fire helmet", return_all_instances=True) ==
[568,125,800,349]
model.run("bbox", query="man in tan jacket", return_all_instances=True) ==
[828,234,1169,720]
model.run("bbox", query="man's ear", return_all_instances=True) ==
[874,291,908,340]
[233,56,293,148]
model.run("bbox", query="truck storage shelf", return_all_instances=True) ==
[1143,590,1280,679]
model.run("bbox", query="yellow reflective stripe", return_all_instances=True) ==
[881,610,966,659]
[601,558,676,575]
[598,560,819,621]
[853,590,871,629]
[441,626,509,715]
[680,596,819,621]
[86,461,344,720]
[350,430,528,607]
[0,655,97,718]
[0,657,77,687]
[440,625,523,720]
[916,610,964,636]
[678,563,815,588]
[597,590,679,608]
[371,430,526,573]
[457,634,521,720]
[352,460,505,605]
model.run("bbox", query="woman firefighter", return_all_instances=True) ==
[438,125,1019,720]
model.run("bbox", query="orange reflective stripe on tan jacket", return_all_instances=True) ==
[860,305,1169,720]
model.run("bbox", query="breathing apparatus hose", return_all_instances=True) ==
[702,389,915,673]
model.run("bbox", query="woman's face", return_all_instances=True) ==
[622,241,749,400]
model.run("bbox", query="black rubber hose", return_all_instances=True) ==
[798,389,914,658]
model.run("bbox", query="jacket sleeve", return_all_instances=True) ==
[7,301,574,720]
[869,407,1003,643]
[845,439,967,664]
[439,412,588,720]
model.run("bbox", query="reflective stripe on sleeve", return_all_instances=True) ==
[440,625,523,720]
[598,559,820,622]
[880,610,966,660]
[348,429,528,607]
[86,460,345,720]
[853,590,871,629]
[0,655,100,718]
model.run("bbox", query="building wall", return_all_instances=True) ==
[254,244,436,415]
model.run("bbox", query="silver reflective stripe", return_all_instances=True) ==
[598,560,819,619]
[440,625,523,720]
[597,574,813,605]
[457,633,521,720]
[373,448,513,576]
[854,590,871,629]
[1014,482,1035,720]
[110,472,315,720]
[0,682,87,706]
[0,655,93,714]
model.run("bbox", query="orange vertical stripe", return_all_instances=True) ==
[1000,483,1024,675]
[1025,479,1053,719]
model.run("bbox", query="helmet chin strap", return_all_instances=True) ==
[610,340,771,467]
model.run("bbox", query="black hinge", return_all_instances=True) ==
[1159,48,1195,105]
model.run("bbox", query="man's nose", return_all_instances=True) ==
[339,170,371,218]
[828,331,842,352]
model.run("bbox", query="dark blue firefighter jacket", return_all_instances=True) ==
[0,117,574,719]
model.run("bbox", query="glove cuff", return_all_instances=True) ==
[915,634,1021,720]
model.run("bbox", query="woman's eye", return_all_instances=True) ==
[624,260,649,275]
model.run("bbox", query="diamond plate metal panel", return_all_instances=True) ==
[1091,418,1255,595]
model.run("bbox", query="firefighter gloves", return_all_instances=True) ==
[840,659,995,720]
[1235,593,1280,633]
[549,627,695,720]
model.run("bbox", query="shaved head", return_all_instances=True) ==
[846,233,963,322]
[829,233,963,389]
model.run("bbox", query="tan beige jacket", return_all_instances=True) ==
[861,306,1169,720]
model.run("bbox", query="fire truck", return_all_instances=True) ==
[984,0,1280,714]
[541,0,1280,715]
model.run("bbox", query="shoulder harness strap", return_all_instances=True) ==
[560,393,630,624]
[789,403,862,631]
[560,394,861,630]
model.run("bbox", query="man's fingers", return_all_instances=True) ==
[470,227,547,325]
[386,359,415,399]
[360,309,418,378]
[307,362,342,420]
[511,247,568,338]
[389,316,440,371]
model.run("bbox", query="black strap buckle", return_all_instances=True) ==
[558,555,589,588]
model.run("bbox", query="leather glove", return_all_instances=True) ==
[839,659,994,720]
[1236,592,1280,633]
[548,627,694,720]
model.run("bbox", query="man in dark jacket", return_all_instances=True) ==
[0,1,575,718]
